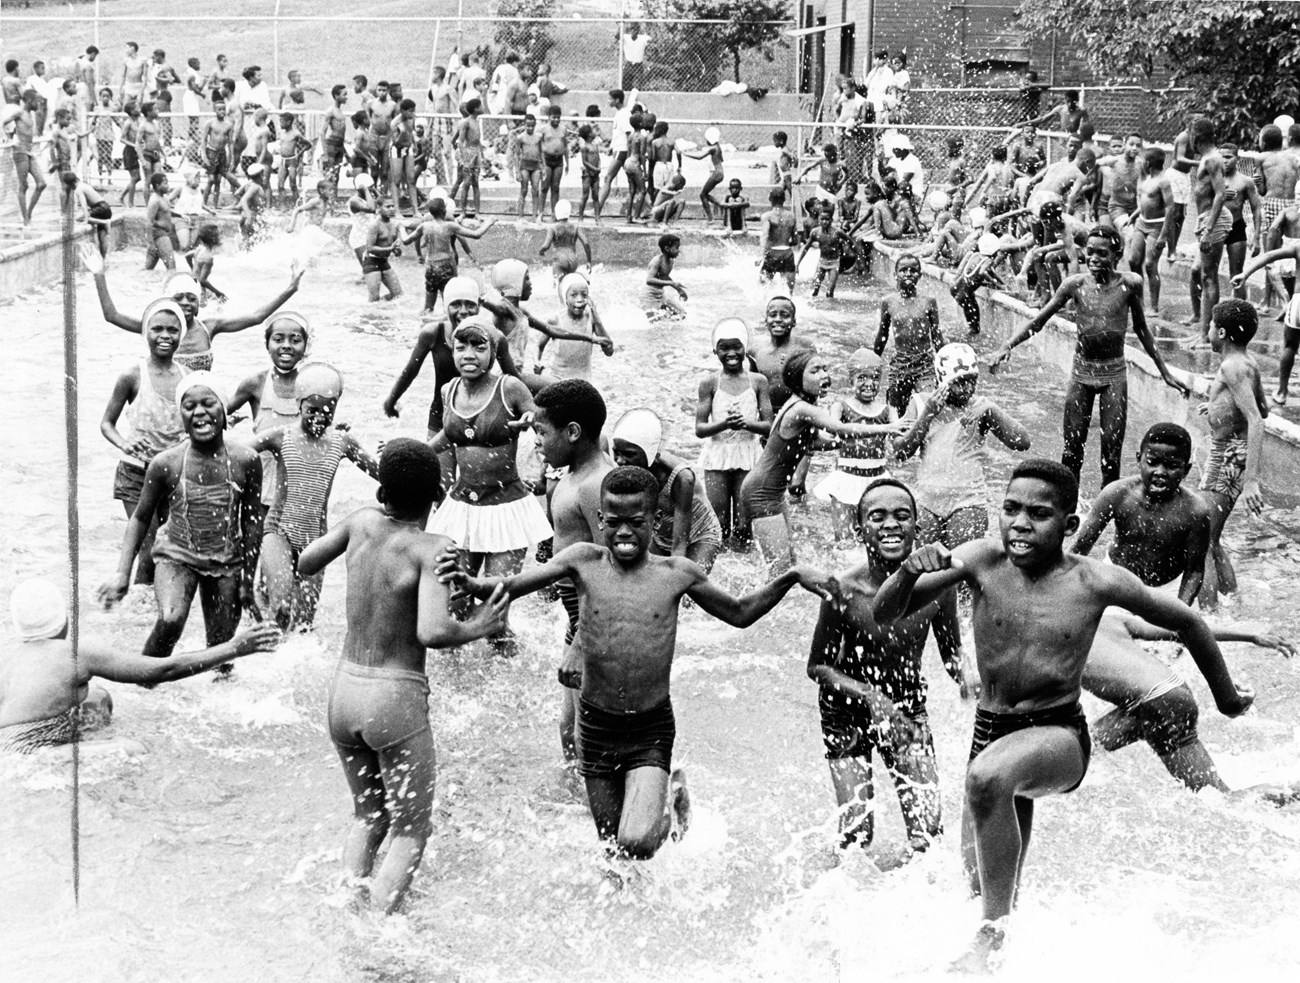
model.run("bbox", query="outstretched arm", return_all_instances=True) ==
[210,265,305,335]
[342,433,381,479]
[81,626,282,684]
[989,277,1077,367]
[874,541,980,624]
[297,511,353,577]
[83,248,143,332]
[1070,484,1118,555]
[1118,614,1298,658]
[688,563,833,628]
[384,328,436,415]
[1127,281,1189,395]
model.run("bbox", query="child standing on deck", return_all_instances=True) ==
[684,126,726,223]
[872,254,944,414]
[695,318,773,548]
[813,349,899,541]
[894,344,1031,550]
[642,233,688,319]
[797,142,846,216]
[576,124,604,224]
[252,363,380,629]
[297,439,510,915]
[1199,299,1268,607]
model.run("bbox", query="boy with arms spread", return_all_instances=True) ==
[990,225,1188,487]
[403,197,496,313]
[807,478,967,855]
[874,460,1254,971]
[872,254,943,414]
[297,440,510,914]
[1199,299,1268,606]
[443,466,834,860]
[530,380,613,776]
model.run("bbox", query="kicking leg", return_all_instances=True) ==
[749,511,795,576]
[260,530,298,628]
[334,739,390,900]
[616,766,673,859]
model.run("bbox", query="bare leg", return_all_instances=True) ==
[370,728,437,913]
[260,531,297,629]
[143,559,200,659]
[615,766,673,859]
[1097,377,1129,488]
[335,740,391,895]
[884,736,943,854]
[750,511,795,576]
[827,755,875,847]
[483,547,526,654]
[1198,242,1225,342]
[1277,328,1300,402]
[1060,376,1099,482]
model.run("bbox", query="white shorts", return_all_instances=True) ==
[1168,168,1192,206]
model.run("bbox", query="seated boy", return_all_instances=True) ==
[296,439,511,914]
[441,466,834,861]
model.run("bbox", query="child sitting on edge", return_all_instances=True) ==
[438,465,834,863]
[251,363,380,629]
[297,439,511,914]
[695,318,773,548]
[813,349,900,541]
[1199,299,1268,607]
[537,272,614,382]
[712,177,750,233]
[894,344,1030,550]
[66,172,113,258]
[650,173,687,227]
[641,232,688,319]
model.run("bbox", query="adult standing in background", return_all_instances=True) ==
[889,53,911,123]
[25,60,51,134]
[121,41,147,106]
[489,52,522,119]
[863,50,894,124]
[834,77,867,185]
[76,46,100,108]
[147,49,180,101]
[235,66,272,111]
[621,23,650,91]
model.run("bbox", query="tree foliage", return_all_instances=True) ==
[493,0,559,68]
[642,0,791,87]
[1017,0,1300,142]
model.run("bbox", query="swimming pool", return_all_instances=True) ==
[3,234,1299,981]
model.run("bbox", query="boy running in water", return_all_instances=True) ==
[403,198,496,313]
[808,478,967,853]
[1200,299,1268,606]
[297,439,510,914]
[251,364,380,629]
[98,373,263,672]
[642,233,688,319]
[797,206,850,299]
[144,173,179,271]
[872,254,943,414]
[990,225,1189,487]
[874,459,1254,971]
[442,466,835,860]
[757,188,798,292]
[531,380,614,781]
[363,201,404,302]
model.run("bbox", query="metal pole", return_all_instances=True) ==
[617,0,625,90]
[60,187,82,909]
[426,19,442,103]
[94,0,102,90]
[273,0,283,91]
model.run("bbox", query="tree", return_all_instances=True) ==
[493,0,559,68]
[640,0,791,88]
[1017,0,1300,142]
[684,1,792,83]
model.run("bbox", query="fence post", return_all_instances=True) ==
[273,0,283,91]
[616,2,626,91]
[94,0,102,90]
[426,19,442,101]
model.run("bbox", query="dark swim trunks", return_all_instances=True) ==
[544,152,565,169]
[968,700,1092,792]
[424,260,456,297]
[1226,217,1248,246]
[362,253,391,275]
[760,249,796,277]
[576,696,675,778]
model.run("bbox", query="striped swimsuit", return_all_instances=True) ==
[267,430,346,553]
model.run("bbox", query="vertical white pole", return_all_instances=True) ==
[273,0,283,91]
[427,19,442,103]
[617,1,626,89]
[94,0,102,89]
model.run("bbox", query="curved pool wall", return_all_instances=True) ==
[5,210,1299,492]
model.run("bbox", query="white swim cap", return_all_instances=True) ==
[294,361,343,401]
[175,370,231,414]
[925,188,950,213]
[444,275,481,307]
[977,232,1001,257]
[1275,115,1295,132]
[967,206,988,228]
[246,162,266,177]
[164,271,201,299]
[612,408,663,465]
[9,578,68,641]
[848,348,883,373]
[705,126,721,145]
[935,343,979,387]
[558,271,588,304]
[710,317,749,350]
[142,297,187,334]
[554,199,572,221]
[354,173,374,190]
[490,259,528,298]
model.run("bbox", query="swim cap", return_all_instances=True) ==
[354,173,374,190]
[1275,114,1295,132]
[9,578,68,641]
[266,310,311,348]
[164,271,201,299]
[246,162,266,177]
[558,271,588,305]
[175,370,230,414]
[444,275,481,307]
[527,83,541,96]
[967,205,987,228]
[935,343,979,387]
[294,361,344,401]
[848,348,883,373]
[450,313,504,361]
[977,232,1001,257]
[612,408,663,465]
[490,259,527,298]
[554,199,572,221]
[141,297,187,333]
[705,126,721,145]
[710,317,749,350]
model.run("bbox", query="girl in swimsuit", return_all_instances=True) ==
[611,408,724,572]
[251,363,380,629]
[694,317,773,547]
[685,127,726,223]
[83,248,305,371]
[739,350,906,574]
[98,372,264,675]
[428,315,552,654]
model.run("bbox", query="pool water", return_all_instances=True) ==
[2,233,1299,982]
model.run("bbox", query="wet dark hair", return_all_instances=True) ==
[585,104,600,117]
[1213,298,1258,344]
[1009,459,1078,513]
[149,173,167,191]
[350,110,368,127]
[548,104,562,117]
[628,112,644,130]
[1261,124,1283,151]
[601,465,659,508]
[1143,147,1166,170]
[466,97,482,114]
[857,477,917,524]
[379,438,443,512]
[992,145,1007,161]
[399,98,416,112]
[535,379,607,442]
[429,197,447,219]
[1139,422,1192,461]
[653,121,668,138]
[1087,224,1123,255]
[578,124,594,140]
[195,223,221,248]
[1289,124,1300,147]
[1190,117,1215,146]
[1219,142,1238,155]
[1064,89,1080,101]
[769,188,786,205]
[608,88,625,104]
[773,130,787,146]
[895,253,921,270]
[782,349,817,399]
[658,233,680,252]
